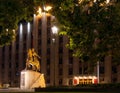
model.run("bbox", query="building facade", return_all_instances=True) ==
[0,22,33,87]
[0,12,120,87]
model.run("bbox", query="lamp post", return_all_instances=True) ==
[51,26,58,86]
[97,61,100,83]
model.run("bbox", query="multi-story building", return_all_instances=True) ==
[0,11,120,87]
[0,21,33,87]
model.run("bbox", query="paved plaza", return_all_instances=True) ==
[0,87,34,92]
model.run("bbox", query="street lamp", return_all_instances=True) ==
[97,61,100,83]
[51,25,58,86]
[51,26,58,34]
[51,26,58,43]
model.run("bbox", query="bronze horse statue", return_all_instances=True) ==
[26,48,40,71]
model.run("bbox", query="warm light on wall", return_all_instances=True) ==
[106,0,110,4]
[44,6,52,12]
[20,24,23,35]
[37,6,52,16]
[73,75,98,85]
[37,7,42,16]
[6,29,8,32]
[27,22,31,33]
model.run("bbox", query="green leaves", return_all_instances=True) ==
[0,28,15,46]
[49,0,120,63]
[0,0,34,46]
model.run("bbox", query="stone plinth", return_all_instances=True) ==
[20,70,46,89]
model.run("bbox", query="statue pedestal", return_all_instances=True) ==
[20,70,46,89]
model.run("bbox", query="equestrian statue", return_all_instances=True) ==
[26,48,40,71]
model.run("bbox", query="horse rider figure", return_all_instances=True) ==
[26,48,40,71]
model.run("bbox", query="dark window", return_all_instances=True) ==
[38,19,42,28]
[59,35,63,43]
[16,62,19,68]
[2,53,4,62]
[47,16,51,26]
[59,47,63,53]
[2,63,4,69]
[112,78,117,83]
[2,46,5,52]
[23,51,26,59]
[79,67,82,74]
[9,62,11,68]
[79,60,82,64]
[38,49,41,56]
[47,68,50,75]
[38,40,41,45]
[16,71,19,76]
[47,48,50,54]
[69,57,73,64]
[69,49,73,53]
[23,34,26,41]
[47,38,51,44]
[16,43,19,50]
[38,29,41,35]
[112,66,117,73]
[100,56,105,62]
[68,67,73,75]
[59,68,63,75]
[47,27,51,36]
[9,45,12,51]
[23,43,26,50]
[47,78,50,84]
[59,79,62,85]
[47,58,50,65]
[9,71,11,77]
[59,57,63,64]
[16,34,19,41]
[9,56,11,62]
[69,79,73,85]
[16,53,18,61]
[84,67,88,74]
[100,66,104,74]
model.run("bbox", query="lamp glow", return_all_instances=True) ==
[106,0,110,4]
[37,7,42,15]
[44,6,52,11]
[51,26,58,35]
[27,22,30,33]
[20,24,23,35]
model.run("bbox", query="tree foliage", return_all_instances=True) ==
[1,0,120,64]
[0,0,34,46]
[48,0,120,63]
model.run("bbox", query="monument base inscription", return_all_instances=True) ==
[20,70,46,89]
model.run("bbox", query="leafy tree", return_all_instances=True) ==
[1,0,120,65]
[48,0,120,64]
[0,0,34,46]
